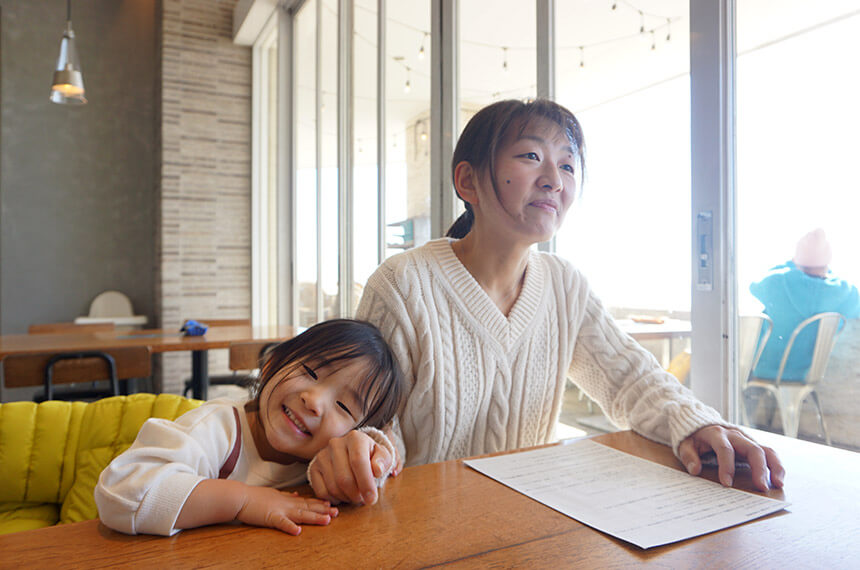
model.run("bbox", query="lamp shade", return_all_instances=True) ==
[50,20,87,105]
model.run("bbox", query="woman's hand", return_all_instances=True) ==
[308,430,394,505]
[679,425,785,492]
[236,487,337,535]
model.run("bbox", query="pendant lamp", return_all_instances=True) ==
[50,0,87,105]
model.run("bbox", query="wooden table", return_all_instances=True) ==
[0,325,299,399]
[617,318,692,367]
[1,429,856,568]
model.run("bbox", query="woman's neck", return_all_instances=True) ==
[450,230,530,317]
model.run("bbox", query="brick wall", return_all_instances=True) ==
[158,0,252,394]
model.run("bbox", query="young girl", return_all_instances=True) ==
[95,319,403,537]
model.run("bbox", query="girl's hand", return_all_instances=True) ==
[308,430,393,505]
[679,425,785,492]
[236,487,338,535]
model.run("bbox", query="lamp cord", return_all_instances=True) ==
[67,0,71,23]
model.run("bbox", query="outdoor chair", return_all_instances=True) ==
[743,312,846,445]
[738,314,772,426]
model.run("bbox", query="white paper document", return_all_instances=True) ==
[463,440,788,549]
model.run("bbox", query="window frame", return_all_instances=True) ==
[247,0,739,420]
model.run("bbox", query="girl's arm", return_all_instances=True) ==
[176,479,337,535]
[94,404,234,536]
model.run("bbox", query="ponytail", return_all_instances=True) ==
[446,207,474,239]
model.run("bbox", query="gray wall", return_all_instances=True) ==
[0,0,157,333]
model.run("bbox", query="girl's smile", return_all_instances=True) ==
[281,405,311,436]
[250,357,370,463]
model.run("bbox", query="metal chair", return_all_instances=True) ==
[1,346,152,402]
[738,314,772,426]
[743,312,846,445]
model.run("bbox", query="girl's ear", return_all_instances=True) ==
[453,161,481,206]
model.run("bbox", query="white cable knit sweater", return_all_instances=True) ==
[355,238,726,467]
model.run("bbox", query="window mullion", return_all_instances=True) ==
[689,0,737,418]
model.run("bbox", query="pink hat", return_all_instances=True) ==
[793,228,832,268]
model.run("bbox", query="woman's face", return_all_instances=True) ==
[477,119,578,243]
[256,357,368,462]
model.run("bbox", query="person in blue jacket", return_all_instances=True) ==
[750,228,860,381]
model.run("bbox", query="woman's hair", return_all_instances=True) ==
[446,98,586,239]
[248,319,403,429]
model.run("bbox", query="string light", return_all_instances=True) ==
[418,32,427,60]
[350,3,680,98]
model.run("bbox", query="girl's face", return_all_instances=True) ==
[256,357,369,462]
[477,119,578,243]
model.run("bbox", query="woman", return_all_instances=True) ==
[307,99,784,506]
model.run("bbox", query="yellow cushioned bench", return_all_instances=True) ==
[0,393,201,535]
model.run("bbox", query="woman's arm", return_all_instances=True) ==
[567,269,783,490]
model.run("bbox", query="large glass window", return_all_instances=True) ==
[320,0,339,319]
[736,1,860,451]
[295,0,319,327]
[353,0,380,308]
[458,0,536,119]
[553,1,691,435]
[252,16,279,327]
[384,0,432,258]
[255,0,860,450]
[555,1,690,318]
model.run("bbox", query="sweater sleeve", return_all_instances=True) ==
[355,266,417,465]
[93,403,237,536]
[566,274,728,456]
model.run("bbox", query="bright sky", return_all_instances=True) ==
[557,9,860,312]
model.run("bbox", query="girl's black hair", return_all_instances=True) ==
[248,319,403,429]
[446,98,586,239]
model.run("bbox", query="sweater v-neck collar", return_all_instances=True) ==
[430,238,545,348]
